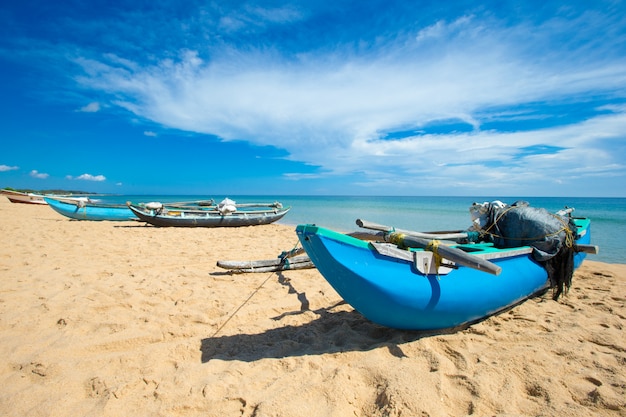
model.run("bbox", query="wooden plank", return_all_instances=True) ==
[217,255,311,270]
[219,259,315,273]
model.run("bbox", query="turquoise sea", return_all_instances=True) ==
[96,195,625,264]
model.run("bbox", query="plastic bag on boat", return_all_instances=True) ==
[470,200,578,300]
[218,198,237,215]
[480,201,576,261]
[469,200,506,230]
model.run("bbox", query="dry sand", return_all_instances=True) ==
[0,198,624,417]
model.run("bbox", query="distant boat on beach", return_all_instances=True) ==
[127,198,291,227]
[1,189,92,206]
[44,196,138,221]
[1,189,48,205]
[45,196,223,221]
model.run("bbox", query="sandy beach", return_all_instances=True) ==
[0,198,624,417]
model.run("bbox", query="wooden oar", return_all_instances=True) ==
[231,202,283,208]
[356,219,502,276]
[355,219,475,240]
[573,244,599,254]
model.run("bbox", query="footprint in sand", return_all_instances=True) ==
[14,362,47,379]
[87,376,110,399]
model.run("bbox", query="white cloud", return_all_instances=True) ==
[0,165,19,172]
[67,173,106,181]
[415,15,475,42]
[218,4,303,33]
[30,170,49,179]
[78,102,101,112]
[72,9,626,195]
[283,172,324,181]
[144,131,157,137]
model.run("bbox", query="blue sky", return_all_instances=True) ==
[1,1,625,196]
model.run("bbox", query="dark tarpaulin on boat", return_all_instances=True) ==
[476,201,578,300]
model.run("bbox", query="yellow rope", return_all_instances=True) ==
[479,205,516,238]
[389,233,406,247]
[556,215,575,248]
[426,239,443,273]
[390,233,443,278]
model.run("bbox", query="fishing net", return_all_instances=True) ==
[472,201,578,300]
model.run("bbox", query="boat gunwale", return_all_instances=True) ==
[45,197,129,209]
[296,217,591,262]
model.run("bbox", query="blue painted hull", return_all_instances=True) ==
[128,204,290,227]
[296,218,590,330]
[44,197,136,221]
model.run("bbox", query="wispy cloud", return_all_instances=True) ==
[66,173,106,181]
[0,165,19,172]
[144,131,157,137]
[70,7,626,193]
[77,102,101,112]
[283,172,325,181]
[9,2,625,195]
[30,170,49,179]
[415,15,475,42]
[218,4,303,33]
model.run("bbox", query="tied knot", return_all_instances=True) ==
[388,233,406,247]
[426,239,443,272]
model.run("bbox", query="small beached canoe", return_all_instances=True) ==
[127,200,290,227]
[296,203,595,330]
[2,189,92,206]
[1,189,48,205]
[44,197,137,221]
[45,196,221,221]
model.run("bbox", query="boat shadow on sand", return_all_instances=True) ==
[200,272,465,363]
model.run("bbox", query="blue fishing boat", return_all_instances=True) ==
[296,202,595,330]
[44,197,137,221]
[127,199,290,227]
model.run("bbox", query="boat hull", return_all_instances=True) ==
[44,197,137,221]
[128,205,290,227]
[296,219,590,330]
[1,189,47,205]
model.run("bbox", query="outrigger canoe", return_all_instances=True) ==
[296,202,596,330]
[2,189,48,205]
[44,197,137,221]
[127,200,290,227]
[44,197,218,221]
[2,189,94,205]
